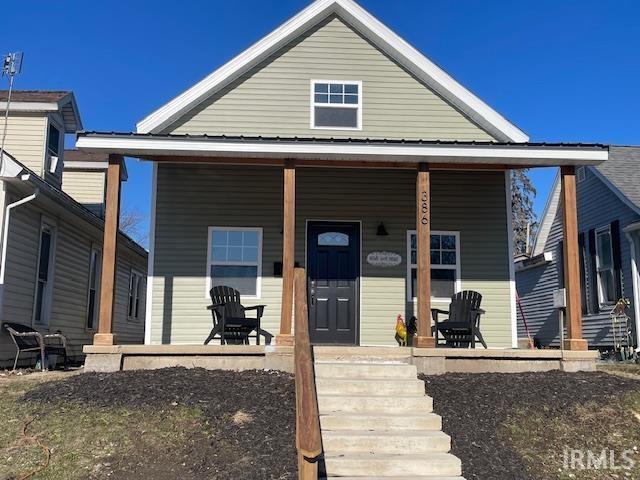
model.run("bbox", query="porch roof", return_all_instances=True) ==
[76,132,608,168]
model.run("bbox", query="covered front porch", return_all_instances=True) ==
[75,134,607,367]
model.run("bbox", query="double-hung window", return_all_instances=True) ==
[46,123,62,175]
[86,246,102,329]
[311,80,362,130]
[128,270,143,320]
[207,227,262,298]
[595,226,616,305]
[407,231,460,301]
[34,223,56,325]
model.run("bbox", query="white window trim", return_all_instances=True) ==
[32,219,57,327]
[310,79,363,131]
[594,224,616,306]
[46,116,64,177]
[205,226,263,300]
[127,268,144,321]
[86,244,102,331]
[406,230,462,303]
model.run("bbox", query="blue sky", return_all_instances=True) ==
[3,0,639,239]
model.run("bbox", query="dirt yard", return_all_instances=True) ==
[422,367,640,480]
[0,367,296,480]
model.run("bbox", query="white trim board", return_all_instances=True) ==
[144,163,157,345]
[135,0,528,142]
[76,135,608,167]
[505,171,518,348]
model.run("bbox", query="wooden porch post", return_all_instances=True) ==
[277,160,296,346]
[415,163,435,348]
[561,166,588,350]
[93,154,122,346]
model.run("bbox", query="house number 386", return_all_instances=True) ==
[420,191,429,225]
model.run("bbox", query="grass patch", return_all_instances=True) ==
[505,391,640,479]
[0,376,203,480]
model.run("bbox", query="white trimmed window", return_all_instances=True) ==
[207,227,262,298]
[46,121,62,176]
[86,245,102,330]
[311,80,362,130]
[595,225,616,305]
[128,270,143,320]
[34,222,56,326]
[407,231,461,301]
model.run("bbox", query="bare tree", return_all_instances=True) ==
[120,208,148,247]
[511,169,538,256]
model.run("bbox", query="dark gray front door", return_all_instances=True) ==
[307,222,360,345]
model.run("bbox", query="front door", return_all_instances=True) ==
[307,222,360,344]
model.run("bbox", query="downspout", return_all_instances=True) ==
[0,187,39,314]
[624,231,640,351]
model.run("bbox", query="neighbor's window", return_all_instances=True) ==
[595,226,616,305]
[86,246,102,329]
[207,227,262,297]
[34,223,56,325]
[577,166,586,183]
[311,80,361,129]
[127,270,144,320]
[408,231,460,301]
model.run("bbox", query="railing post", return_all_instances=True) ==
[294,267,321,479]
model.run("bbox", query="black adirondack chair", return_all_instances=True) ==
[432,290,488,348]
[2,322,68,371]
[205,286,267,345]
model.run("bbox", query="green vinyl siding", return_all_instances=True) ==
[167,15,494,141]
[150,164,512,347]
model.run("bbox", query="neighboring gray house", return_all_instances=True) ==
[76,0,606,351]
[0,90,148,367]
[516,146,640,350]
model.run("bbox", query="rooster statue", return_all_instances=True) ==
[395,314,408,346]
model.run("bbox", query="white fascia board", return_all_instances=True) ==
[0,101,59,112]
[76,135,607,166]
[63,160,109,170]
[135,0,528,142]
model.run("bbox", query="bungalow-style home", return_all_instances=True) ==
[0,90,148,367]
[76,0,607,353]
[516,146,640,351]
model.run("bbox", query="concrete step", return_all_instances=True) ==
[320,412,442,432]
[323,452,462,477]
[322,430,451,454]
[313,346,413,362]
[318,393,433,414]
[315,361,418,379]
[324,477,466,480]
[316,377,425,395]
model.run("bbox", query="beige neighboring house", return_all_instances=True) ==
[77,0,606,351]
[0,90,147,367]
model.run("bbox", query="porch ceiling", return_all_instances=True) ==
[75,132,608,168]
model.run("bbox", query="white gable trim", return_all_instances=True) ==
[532,170,560,256]
[136,0,528,142]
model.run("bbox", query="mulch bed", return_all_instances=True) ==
[23,367,296,479]
[421,371,640,480]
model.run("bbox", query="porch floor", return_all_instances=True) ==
[82,344,598,374]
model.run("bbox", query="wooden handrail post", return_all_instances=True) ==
[277,160,296,346]
[294,267,321,479]
[94,154,122,346]
[415,163,435,348]
[561,166,588,351]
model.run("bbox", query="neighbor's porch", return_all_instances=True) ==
[74,134,607,368]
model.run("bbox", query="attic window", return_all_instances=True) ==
[311,80,361,130]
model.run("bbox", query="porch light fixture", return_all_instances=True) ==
[377,222,389,236]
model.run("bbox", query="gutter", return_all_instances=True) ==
[0,181,39,315]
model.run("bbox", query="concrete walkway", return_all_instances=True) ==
[315,356,465,479]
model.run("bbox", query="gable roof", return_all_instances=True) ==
[136,0,528,142]
[591,146,640,211]
[532,145,640,255]
[0,90,83,132]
